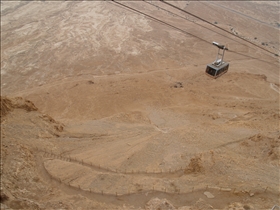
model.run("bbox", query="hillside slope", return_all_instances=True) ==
[1,1,279,209]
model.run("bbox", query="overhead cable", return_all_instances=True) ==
[161,0,278,57]
[143,0,259,53]
[112,0,210,45]
[109,1,278,65]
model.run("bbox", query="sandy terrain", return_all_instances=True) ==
[1,1,279,210]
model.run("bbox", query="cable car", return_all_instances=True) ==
[206,42,229,78]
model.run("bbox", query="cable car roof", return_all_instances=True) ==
[207,62,229,70]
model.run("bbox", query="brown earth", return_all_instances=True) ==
[1,1,279,210]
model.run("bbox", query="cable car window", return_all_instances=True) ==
[206,66,216,76]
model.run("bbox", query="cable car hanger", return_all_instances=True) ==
[205,42,229,79]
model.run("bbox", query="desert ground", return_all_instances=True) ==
[1,1,279,210]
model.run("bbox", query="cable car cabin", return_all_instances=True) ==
[206,41,229,79]
[206,62,229,79]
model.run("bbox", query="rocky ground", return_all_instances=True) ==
[1,1,279,209]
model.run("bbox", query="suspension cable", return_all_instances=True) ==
[161,0,278,57]
[143,0,261,54]
[109,1,278,65]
